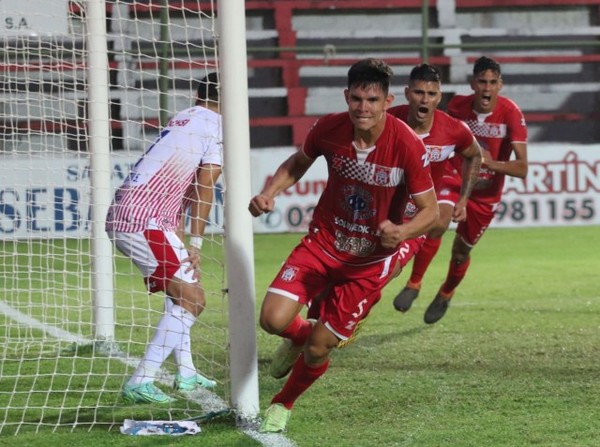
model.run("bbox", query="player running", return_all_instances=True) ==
[394,56,528,324]
[249,58,438,433]
[387,63,482,288]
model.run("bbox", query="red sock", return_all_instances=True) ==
[279,315,313,347]
[271,354,330,409]
[409,236,442,284]
[441,257,471,295]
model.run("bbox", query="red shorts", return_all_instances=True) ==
[438,175,496,247]
[457,199,496,247]
[396,235,427,269]
[268,237,395,340]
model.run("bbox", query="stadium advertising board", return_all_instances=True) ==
[249,144,600,232]
[0,153,224,239]
[0,0,68,36]
[0,144,598,239]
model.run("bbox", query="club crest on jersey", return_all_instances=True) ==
[426,145,443,162]
[280,265,299,282]
[373,166,391,185]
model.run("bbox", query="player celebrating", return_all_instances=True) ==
[249,58,438,433]
[307,64,481,347]
[106,73,222,404]
[395,56,528,324]
[387,63,482,287]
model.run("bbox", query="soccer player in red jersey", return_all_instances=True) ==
[248,58,438,433]
[387,64,482,300]
[396,56,528,324]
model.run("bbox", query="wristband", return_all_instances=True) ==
[189,236,203,249]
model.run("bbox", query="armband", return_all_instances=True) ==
[189,236,203,249]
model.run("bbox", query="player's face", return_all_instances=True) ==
[471,69,503,114]
[404,80,442,130]
[344,83,394,134]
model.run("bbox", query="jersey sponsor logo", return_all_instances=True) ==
[341,185,375,220]
[333,230,376,257]
[334,216,371,234]
[167,118,190,127]
[280,265,299,282]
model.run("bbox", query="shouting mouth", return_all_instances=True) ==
[480,94,492,107]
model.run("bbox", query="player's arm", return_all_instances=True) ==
[180,163,222,277]
[379,188,439,249]
[189,163,222,240]
[482,141,528,178]
[249,151,315,216]
[454,138,483,221]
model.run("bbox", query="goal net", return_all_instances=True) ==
[0,0,247,434]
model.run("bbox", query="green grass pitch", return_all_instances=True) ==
[0,226,598,446]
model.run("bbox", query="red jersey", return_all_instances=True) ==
[388,105,474,191]
[302,112,434,265]
[447,95,527,205]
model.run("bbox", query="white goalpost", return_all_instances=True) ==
[0,0,258,434]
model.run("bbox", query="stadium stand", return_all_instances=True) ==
[1,0,599,151]
[246,0,600,146]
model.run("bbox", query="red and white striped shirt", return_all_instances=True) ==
[106,105,222,233]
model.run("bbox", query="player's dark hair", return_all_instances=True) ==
[196,72,219,102]
[409,63,441,83]
[473,56,501,77]
[347,58,393,94]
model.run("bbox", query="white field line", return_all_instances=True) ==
[0,299,296,447]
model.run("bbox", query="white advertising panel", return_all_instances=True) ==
[1,0,68,36]
[0,153,224,239]
[0,144,598,239]
[249,144,600,233]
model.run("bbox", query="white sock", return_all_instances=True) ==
[172,305,197,378]
[127,303,192,386]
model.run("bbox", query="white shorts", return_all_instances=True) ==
[107,225,195,293]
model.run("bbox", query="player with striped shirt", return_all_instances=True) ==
[106,73,222,404]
